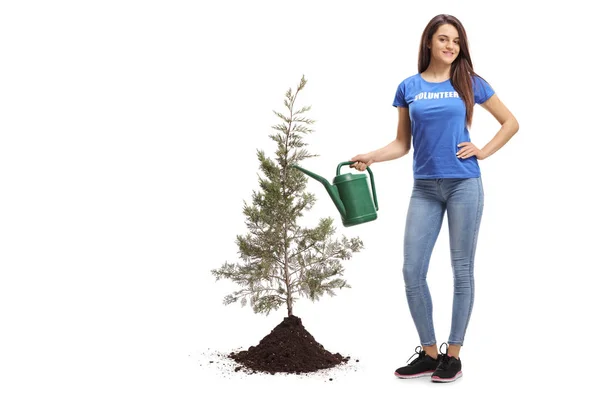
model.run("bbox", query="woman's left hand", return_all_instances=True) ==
[457,142,487,160]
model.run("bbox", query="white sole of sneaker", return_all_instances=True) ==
[431,371,463,383]
[394,370,435,379]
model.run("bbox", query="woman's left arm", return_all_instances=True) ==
[457,94,520,160]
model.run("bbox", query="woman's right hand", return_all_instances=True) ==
[350,153,375,171]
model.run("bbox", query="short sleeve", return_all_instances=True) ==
[393,81,408,108]
[473,76,495,104]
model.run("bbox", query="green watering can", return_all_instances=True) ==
[292,161,379,227]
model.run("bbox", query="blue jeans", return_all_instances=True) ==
[403,177,484,346]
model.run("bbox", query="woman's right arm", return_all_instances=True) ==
[351,107,411,171]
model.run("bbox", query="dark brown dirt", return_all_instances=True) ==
[228,314,350,375]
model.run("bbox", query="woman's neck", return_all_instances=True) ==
[422,62,452,82]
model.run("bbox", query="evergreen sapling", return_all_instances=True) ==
[211,76,364,317]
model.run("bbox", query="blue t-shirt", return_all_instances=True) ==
[393,74,495,179]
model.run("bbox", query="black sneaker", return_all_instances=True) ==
[431,343,463,382]
[394,346,439,379]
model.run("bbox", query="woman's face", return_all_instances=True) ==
[429,23,460,65]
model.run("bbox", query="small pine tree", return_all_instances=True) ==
[212,76,364,317]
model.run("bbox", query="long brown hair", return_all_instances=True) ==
[418,14,482,126]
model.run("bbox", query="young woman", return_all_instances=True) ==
[350,14,519,383]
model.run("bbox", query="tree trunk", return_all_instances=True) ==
[283,222,293,317]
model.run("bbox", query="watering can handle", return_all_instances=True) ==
[337,161,379,211]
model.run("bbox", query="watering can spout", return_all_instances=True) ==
[292,165,346,219]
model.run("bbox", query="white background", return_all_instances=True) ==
[1,0,598,399]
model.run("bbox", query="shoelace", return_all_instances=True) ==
[406,346,426,365]
[436,342,451,370]
[437,353,451,370]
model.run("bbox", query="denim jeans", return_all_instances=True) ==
[403,177,484,346]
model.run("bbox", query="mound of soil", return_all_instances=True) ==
[229,315,350,374]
